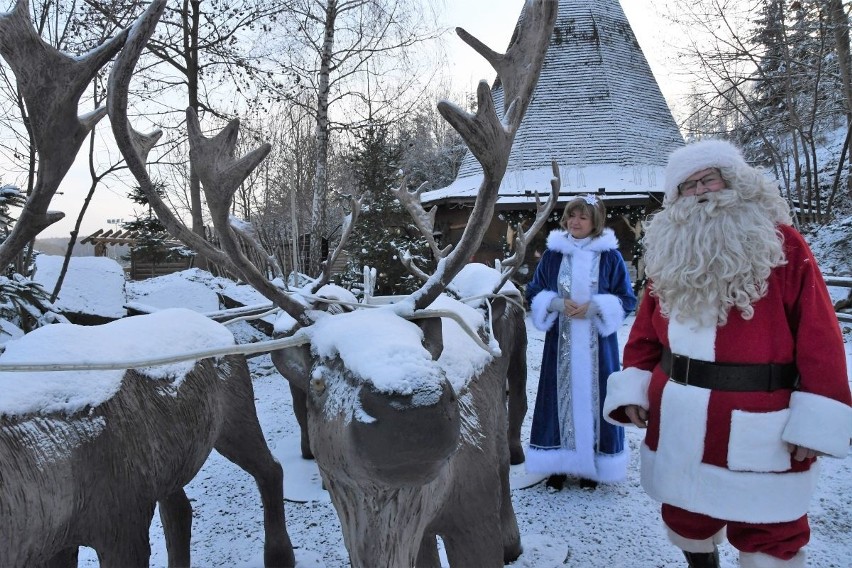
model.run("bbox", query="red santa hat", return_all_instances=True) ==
[664,139,750,203]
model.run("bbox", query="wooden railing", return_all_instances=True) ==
[825,274,852,324]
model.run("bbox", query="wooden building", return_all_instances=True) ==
[422,0,684,286]
[81,229,192,281]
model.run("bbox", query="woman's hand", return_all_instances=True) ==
[625,405,648,428]
[565,300,589,318]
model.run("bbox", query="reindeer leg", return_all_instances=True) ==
[506,325,528,466]
[440,505,504,568]
[95,505,154,568]
[499,458,522,564]
[499,357,523,563]
[289,383,313,459]
[159,489,192,568]
[45,547,78,568]
[216,356,296,568]
[415,532,440,568]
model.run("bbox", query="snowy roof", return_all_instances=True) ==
[423,0,684,205]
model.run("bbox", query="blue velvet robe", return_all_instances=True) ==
[525,229,637,482]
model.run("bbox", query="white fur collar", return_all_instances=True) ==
[546,228,619,255]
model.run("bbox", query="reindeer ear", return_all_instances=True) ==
[271,344,313,392]
[489,295,509,322]
[414,317,443,361]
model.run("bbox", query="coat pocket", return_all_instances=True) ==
[727,409,792,472]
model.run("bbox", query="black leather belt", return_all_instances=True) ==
[661,348,798,392]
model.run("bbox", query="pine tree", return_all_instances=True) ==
[745,0,845,153]
[123,182,192,266]
[338,123,433,296]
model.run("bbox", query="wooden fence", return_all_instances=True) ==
[204,227,349,281]
[825,274,852,324]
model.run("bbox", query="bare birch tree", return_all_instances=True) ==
[79,0,294,264]
[264,0,442,274]
[662,0,850,222]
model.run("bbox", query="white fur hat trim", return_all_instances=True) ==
[664,139,749,202]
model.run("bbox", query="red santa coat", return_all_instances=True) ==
[604,225,852,524]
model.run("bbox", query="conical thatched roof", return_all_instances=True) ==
[423,0,684,207]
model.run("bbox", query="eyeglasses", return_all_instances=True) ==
[677,171,725,195]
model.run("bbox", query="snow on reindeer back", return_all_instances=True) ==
[447,262,521,303]
[0,308,235,419]
[33,255,127,319]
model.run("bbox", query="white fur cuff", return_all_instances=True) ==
[530,290,559,332]
[739,551,805,568]
[591,293,625,337]
[666,525,725,553]
[782,391,852,458]
[603,367,652,425]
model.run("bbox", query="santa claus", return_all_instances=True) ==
[603,139,852,568]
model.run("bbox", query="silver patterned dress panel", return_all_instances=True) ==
[556,255,575,450]
[588,253,602,449]
[555,251,603,452]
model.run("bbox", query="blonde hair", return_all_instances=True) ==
[560,196,606,238]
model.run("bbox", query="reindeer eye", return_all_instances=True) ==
[310,377,326,395]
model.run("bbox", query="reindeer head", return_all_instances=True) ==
[272,312,459,488]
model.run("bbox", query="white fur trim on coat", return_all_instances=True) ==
[594,447,630,483]
[664,139,749,203]
[740,551,805,568]
[603,367,652,425]
[641,441,819,524]
[666,526,726,554]
[782,391,852,458]
[525,446,629,483]
[728,409,792,472]
[590,293,625,337]
[545,228,619,255]
[644,381,819,523]
[530,289,559,332]
[526,447,593,478]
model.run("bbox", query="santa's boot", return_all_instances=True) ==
[666,525,725,568]
[682,548,720,568]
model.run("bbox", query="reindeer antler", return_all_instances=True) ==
[106,0,316,328]
[106,0,232,270]
[409,0,557,311]
[493,160,560,293]
[392,179,452,283]
[0,0,129,268]
[185,109,314,325]
[391,180,452,261]
[308,194,362,294]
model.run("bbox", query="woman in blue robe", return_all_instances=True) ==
[525,195,637,490]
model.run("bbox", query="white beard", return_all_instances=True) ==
[643,188,787,326]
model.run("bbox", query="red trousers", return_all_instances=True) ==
[662,504,810,560]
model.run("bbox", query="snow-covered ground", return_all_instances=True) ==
[66,306,851,568]
[14,259,852,567]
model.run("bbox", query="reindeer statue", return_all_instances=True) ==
[0,310,295,568]
[0,1,295,566]
[103,0,560,566]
